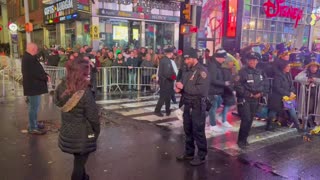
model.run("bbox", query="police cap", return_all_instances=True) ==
[246,52,260,61]
[164,47,174,53]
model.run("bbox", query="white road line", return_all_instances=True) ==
[101,98,180,110]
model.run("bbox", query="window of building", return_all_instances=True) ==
[145,22,174,51]
[29,0,39,11]
[99,18,141,49]
[20,0,25,15]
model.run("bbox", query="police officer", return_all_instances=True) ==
[154,47,176,117]
[175,48,209,166]
[235,52,267,148]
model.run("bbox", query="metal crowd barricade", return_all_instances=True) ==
[0,67,21,99]
[43,66,66,91]
[97,66,158,93]
[294,80,320,131]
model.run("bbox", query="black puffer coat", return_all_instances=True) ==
[268,71,295,112]
[54,81,100,155]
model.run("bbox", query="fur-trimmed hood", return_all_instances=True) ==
[54,80,85,112]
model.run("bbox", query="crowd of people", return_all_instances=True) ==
[20,41,320,178]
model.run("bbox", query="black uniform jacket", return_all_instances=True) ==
[180,63,209,100]
[235,66,267,100]
[158,56,176,94]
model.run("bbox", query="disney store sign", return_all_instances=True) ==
[263,0,303,28]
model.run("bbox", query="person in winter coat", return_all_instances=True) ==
[295,61,320,126]
[140,53,155,91]
[54,57,100,180]
[154,47,176,117]
[220,59,236,128]
[207,49,231,132]
[22,43,49,135]
[266,60,301,131]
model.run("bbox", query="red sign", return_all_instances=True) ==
[263,0,303,28]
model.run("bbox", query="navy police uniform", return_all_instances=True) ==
[235,52,267,147]
[179,52,209,162]
[154,47,176,116]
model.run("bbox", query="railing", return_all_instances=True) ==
[43,66,158,93]
[294,80,320,130]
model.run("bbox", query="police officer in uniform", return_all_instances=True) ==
[235,52,267,148]
[175,48,210,166]
[154,47,176,117]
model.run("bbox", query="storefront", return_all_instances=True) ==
[198,0,314,52]
[310,1,320,50]
[43,0,92,48]
[95,0,180,51]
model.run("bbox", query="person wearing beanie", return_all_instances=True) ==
[154,47,177,117]
[295,61,320,127]
[207,48,231,133]
[175,48,209,166]
[267,60,302,132]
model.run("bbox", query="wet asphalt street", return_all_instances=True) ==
[0,91,320,180]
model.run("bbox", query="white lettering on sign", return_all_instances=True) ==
[57,0,73,12]
[44,0,73,15]
[44,5,55,15]
[60,16,66,21]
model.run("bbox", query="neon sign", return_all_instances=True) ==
[263,0,303,28]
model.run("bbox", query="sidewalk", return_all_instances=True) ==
[0,92,284,180]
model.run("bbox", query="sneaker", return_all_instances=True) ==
[176,154,194,161]
[28,129,46,135]
[222,121,233,128]
[189,157,206,166]
[210,126,223,133]
[216,118,223,124]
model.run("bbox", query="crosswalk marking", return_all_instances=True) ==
[99,97,300,156]
[96,95,164,105]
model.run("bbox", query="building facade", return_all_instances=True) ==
[7,0,45,54]
[197,0,315,52]
[43,0,92,48]
[92,0,180,51]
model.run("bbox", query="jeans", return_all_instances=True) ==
[128,72,137,90]
[268,108,299,127]
[28,95,41,131]
[222,105,230,123]
[208,95,223,126]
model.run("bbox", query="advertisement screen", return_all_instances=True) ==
[133,29,139,40]
[113,26,128,41]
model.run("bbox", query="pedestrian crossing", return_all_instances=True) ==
[97,95,266,137]
[98,95,301,156]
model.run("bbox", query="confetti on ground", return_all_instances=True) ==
[21,130,28,133]
[48,161,53,164]
[28,164,32,166]
[104,170,108,173]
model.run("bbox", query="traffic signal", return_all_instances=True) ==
[180,25,198,34]
[182,3,191,23]
[25,23,33,32]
